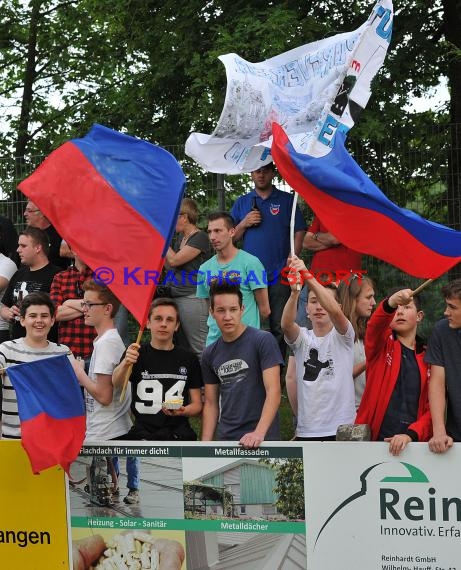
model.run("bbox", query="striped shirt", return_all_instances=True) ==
[1,338,73,439]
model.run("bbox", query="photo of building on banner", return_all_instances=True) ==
[69,444,306,569]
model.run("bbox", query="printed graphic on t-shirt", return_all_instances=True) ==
[13,280,46,303]
[217,359,249,384]
[135,370,187,415]
[85,393,95,413]
[270,203,280,215]
[303,348,332,382]
[13,282,30,303]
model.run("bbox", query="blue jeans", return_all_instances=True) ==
[111,456,140,490]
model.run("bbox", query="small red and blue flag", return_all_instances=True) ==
[7,354,85,474]
[19,124,186,325]
[271,122,461,278]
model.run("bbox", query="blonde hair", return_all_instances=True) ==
[181,198,199,225]
[338,276,375,341]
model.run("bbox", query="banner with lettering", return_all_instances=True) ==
[0,441,70,567]
[68,441,460,570]
[185,0,393,173]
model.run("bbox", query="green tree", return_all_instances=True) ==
[0,0,459,260]
[260,458,305,520]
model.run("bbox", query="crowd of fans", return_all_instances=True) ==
[1,165,461,499]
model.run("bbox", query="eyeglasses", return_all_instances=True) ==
[24,208,40,214]
[81,301,107,310]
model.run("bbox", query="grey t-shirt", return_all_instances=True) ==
[425,318,461,441]
[201,326,283,440]
[169,231,212,297]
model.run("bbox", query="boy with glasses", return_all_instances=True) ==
[71,280,138,505]
[69,279,130,440]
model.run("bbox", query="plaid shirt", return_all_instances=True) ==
[50,266,96,359]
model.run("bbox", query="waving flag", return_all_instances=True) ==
[272,123,461,278]
[19,124,186,325]
[8,355,85,474]
[186,0,393,173]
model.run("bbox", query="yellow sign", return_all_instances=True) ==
[0,441,70,568]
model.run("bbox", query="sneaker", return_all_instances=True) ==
[124,489,139,505]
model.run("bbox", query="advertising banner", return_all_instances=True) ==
[306,442,460,570]
[2,440,459,569]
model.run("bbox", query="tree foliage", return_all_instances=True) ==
[0,0,459,258]
[260,458,305,520]
[0,0,455,153]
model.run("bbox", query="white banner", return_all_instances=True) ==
[186,0,393,173]
[307,442,460,570]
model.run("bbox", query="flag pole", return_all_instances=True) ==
[289,189,302,290]
[120,327,144,402]
[411,278,434,297]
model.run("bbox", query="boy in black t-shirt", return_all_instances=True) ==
[112,298,203,440]
[0,227,60,341]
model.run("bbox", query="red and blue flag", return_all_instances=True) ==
[19,124,186,325]
[271,122,461,278]
[7,355,85,474]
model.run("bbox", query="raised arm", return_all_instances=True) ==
[291,256,348,335]
[281,287,301,344]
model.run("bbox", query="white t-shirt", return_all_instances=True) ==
[84,328,131,442]
[288,322,355,438]
[0,254,18,332]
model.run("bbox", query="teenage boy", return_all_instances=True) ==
[356,288,431,455]
[201,282,282,448]
[0,292,73,439]
[71,280,137,504]
[281,255,355,440]
[426,279,461,453]
[1,226,61,341]
[196,211,269,345]
[72,280,131,440]
[112,298,202,441]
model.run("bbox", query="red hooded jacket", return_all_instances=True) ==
[355,300,431,441]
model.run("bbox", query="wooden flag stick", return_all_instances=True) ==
[411,278,434,297]
[120,326,144,402]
